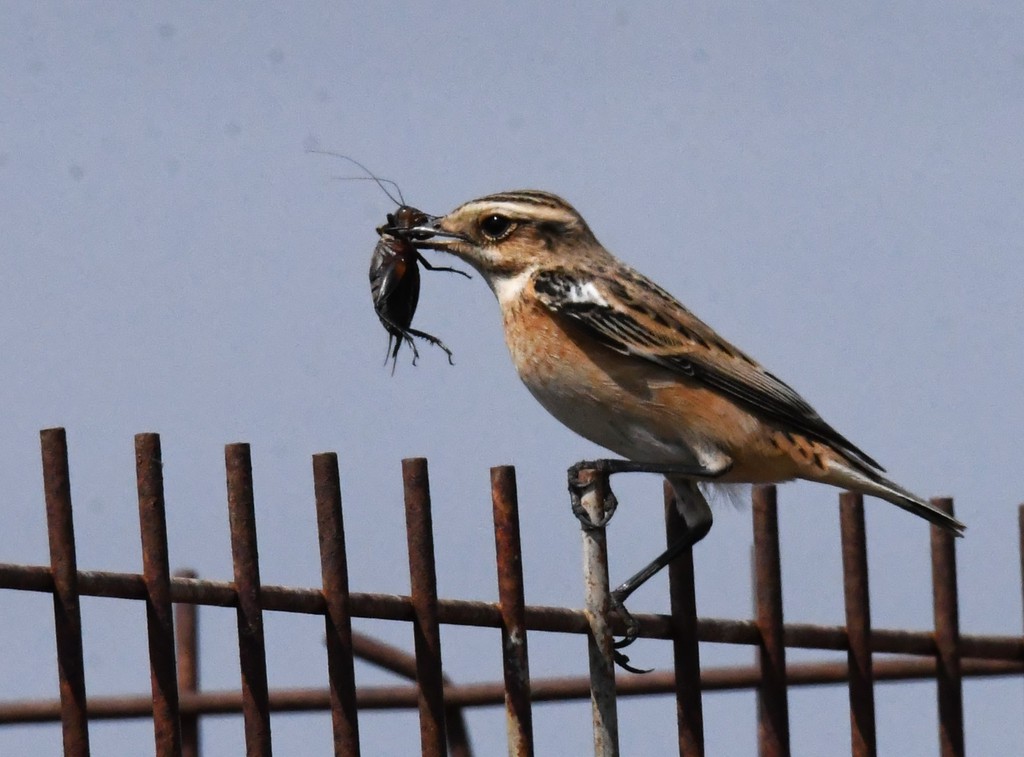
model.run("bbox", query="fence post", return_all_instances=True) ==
[40,427,91,757]
[491,465,534,757]
[839,492,876,757]
[225,444,272,756]
[752,485,790,757]
[576,468,620,757]
[930,497,964,757]
[313,453,360,757]
[402,458,448,757]
[135,433,183,756]
[665,481,704,757]
[174,569,200,757]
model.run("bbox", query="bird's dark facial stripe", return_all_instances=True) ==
[474,190,575,210]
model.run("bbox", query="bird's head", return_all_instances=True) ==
[410,191,609,288]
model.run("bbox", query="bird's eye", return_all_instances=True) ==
[479,213,514,240]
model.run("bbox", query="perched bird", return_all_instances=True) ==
[408,190,963,608]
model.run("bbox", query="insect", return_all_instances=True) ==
[311,150,469,370]
[371,213,469,370]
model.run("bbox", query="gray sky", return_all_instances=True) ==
[2,3,1022,754]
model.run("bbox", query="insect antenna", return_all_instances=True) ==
[307,149,405,206]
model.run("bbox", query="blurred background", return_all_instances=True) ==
[1,3,1022,754]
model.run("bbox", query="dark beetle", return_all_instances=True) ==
[370,209,468,370]
[309,150,469,370]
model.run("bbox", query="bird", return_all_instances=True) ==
[406,189,964,623]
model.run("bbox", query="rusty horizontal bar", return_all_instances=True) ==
[2,562,1022,661]
[2,657,1018,725]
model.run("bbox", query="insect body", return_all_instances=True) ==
[309,150,469,370]
[370,211,468,370]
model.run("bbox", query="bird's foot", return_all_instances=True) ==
[609,594,652,673]
[568,461,620,529]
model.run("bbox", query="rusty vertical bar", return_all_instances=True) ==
[174,569,200,757]
[136,433,183,757]
[312,453,360,756]
[40,427,91,757]
[839,492,876,757]
[402,458,447,757]
[1020,505,1024,741]
[1020,504,1024,742]
[225,443,272,756]
[930,497,964,757]
[491,465,534,757]
[752,484,789,757]
[577,469,620,757]
[664,481,703,757]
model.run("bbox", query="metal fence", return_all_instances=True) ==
[0,427,1022,756]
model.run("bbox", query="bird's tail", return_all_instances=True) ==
[827,460,965,535]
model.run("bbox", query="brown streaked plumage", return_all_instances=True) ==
[409,190,964,539]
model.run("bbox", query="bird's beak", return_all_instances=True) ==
[407,217,469,249]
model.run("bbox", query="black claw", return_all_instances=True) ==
[610,592,640,649]
[613,650,654,675]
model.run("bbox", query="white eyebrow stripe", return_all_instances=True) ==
[458,200,574,225]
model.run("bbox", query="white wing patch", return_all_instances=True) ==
[565,280,609,307]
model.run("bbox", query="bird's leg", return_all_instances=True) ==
[566,464,723,671]
[610,480,713,651]
[566,458,728,529]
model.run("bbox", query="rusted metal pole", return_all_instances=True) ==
[491,465,534,757]
[839,492,876,757]
[1,654,1020,725]
[930,497,964,757]
[752,485,790,757]
[1020,504,1024,746]
[313,453,360,757]
[174,569,200,757]
[348,631,472,756]
[664,481,703,757]
[135,433,183,756]
[225,443,272,756]
[3,558,1022,658]
[402,458,448,757]
[577,468,620,757]
[40,427,91,757]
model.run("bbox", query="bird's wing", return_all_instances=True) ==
[532,266,882,471]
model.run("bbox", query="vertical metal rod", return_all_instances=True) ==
[312,453,360,757]
[577,469,620,757]
[1019,504,1024,745]
[402,458,447,757]
[664,481,704,757]
[839,492,876,757]
[346,633,472,757]
[752,484,790,757]
[135,433,183,757]
[491,465,534,757]
[40,427,91,757]
[174,569,200,757]
[930,497,964,757]
[225,443,272,756]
